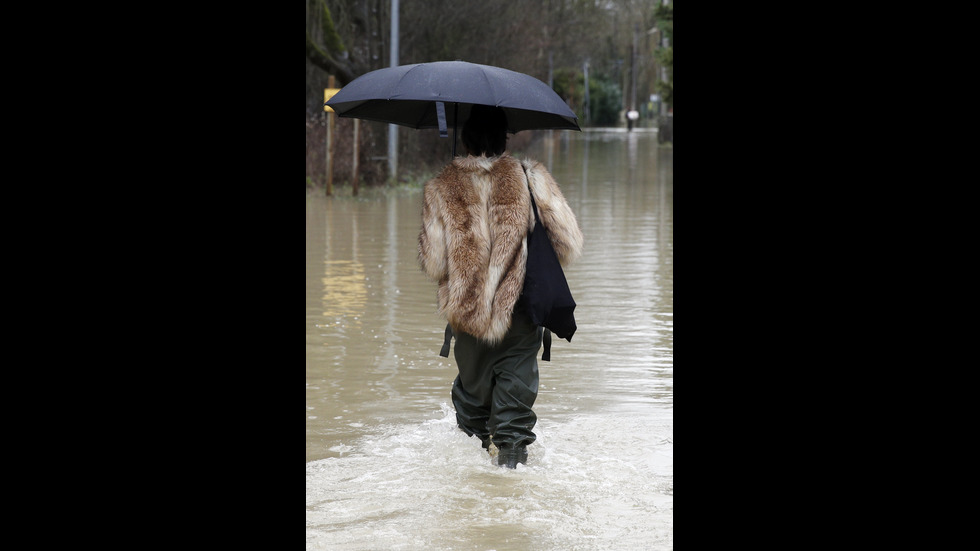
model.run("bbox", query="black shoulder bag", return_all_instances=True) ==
[518,168,577,360]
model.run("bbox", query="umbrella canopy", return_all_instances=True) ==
[324,61,580,134]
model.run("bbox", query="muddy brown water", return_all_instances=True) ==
[307,129,672,550]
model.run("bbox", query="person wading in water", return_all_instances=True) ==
[418,104,584,468]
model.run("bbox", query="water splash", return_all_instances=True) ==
[307,405,672,550]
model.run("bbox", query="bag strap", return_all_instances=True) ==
[542,327,551,361]
[439,323,453,357]
[522,164,542,225]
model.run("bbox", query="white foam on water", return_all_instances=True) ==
[306,404,672,550]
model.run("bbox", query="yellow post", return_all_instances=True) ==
[324,77,336,196]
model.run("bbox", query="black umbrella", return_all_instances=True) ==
[324,61,580,155]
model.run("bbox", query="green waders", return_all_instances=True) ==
[450,310,542,451]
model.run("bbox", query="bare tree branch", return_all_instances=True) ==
[307,0,357,85]
[307,30,356,85]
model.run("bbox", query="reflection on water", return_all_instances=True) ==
[307,130,672,550]
[322,260,366,319]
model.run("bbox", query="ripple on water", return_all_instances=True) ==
[306,405,672,551]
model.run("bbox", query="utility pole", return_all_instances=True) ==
[632,23,639,112]
[627,25,640,131]
[388,0,399,182]
[583,59,590,126]
[325,75,335,195]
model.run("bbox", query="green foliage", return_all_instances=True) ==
[589,77,623,126]
[552,68,581,113]
[653,2,673,110]
[654,2,673,41]
[553,68,622,127]
[320,1,345,54]
[306,0,355,86]
[654,47,672,108]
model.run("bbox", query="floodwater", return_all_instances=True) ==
[306,129,673,550]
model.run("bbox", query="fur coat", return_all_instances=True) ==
[418,153,584,344]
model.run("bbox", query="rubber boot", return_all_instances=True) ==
[495,444,528,468]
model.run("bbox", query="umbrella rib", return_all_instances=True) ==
[477,67,499,109]
[390,63,422,100]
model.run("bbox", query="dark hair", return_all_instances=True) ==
[461,104,508,157]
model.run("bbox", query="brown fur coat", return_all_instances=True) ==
[418,153,583,344]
